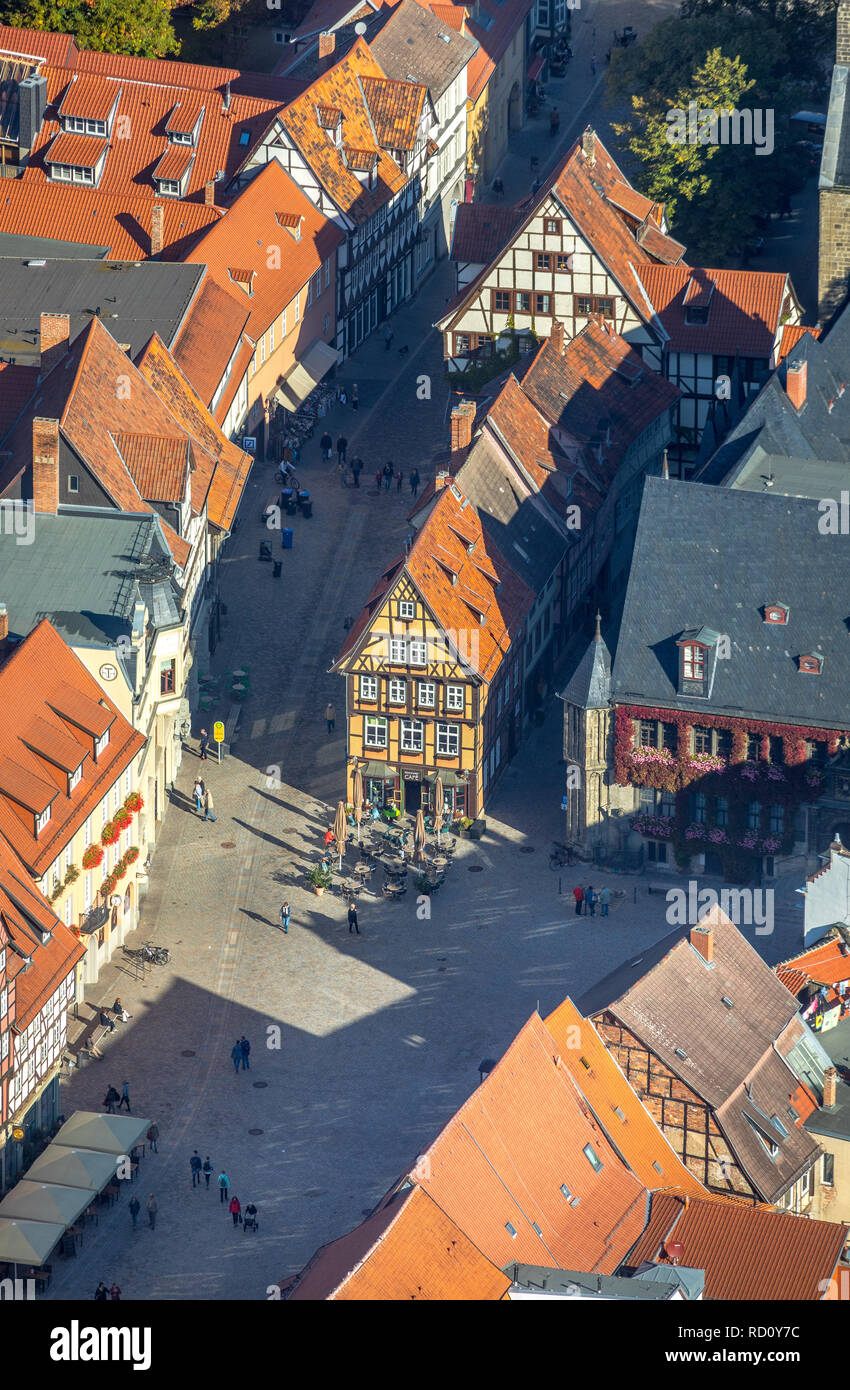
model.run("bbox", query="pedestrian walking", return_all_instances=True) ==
[229,1195,242,1228]
[118,1080,131,1113]
[243,1202,258,1233]
[384,322,394,350]
[599,885,611,917]
[146,1122,159,1154]
[383,462,393,491]
[586,885,597,917]
[572,883,584,916]
[337,458,347,487]
[146,1194,158,1230]
[202,1156,213,1189]
[337,434,348,464]
[230,1040,242,1074]
[110,1284,121,1301]
[409,468,420,497]
[203,787,216,823]
[352,383,359,410]
[325,702,335,734]
[104,1085,119,1114]
[128,1195,140,1228]
[193,778,203,814]
[190,1150,202,1188]
[395,468,403,493]
[95,1282,108,1301]
[320,430,333,462]
[374,468,382,490]
[348,902,360,935]
[591,55,597,75]
[351,457,362,487]
[280,901,291,933]
[199,729,208,761]
[240,1036,251,1071]
[218,1172,230,1204]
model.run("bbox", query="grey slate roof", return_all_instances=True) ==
[370,0,479,99]
[506,1263,697,1300]
[0,233,110,260]
[0,510,180,689]
[0,258,205,365]
[611,477,850,728]
[559,621,611,709]
[820,62,850,190]
[697,304,850,486]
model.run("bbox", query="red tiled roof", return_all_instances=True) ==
[776,937,850,994]
[285,1185,511,1300]
[152,144,195,183]
[360,75,425,149]
[184,160,343,342]
[634,264,789,357]
[626,1192,847,1300]
[421,1,534,104]
[546,998,708,1198]
[0,620,145,875]
[113,434,188,501]
[0,836,84,1028]
[58,74,119,121]
[0,179,223,261]
[450,199,531,264]
[169,275,250,409]
[485,373,600,517]
[44,130,107,169]
[388,1013,650,1274]
[777,323,820,362]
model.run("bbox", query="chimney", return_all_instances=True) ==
[450,400,475,453]
[690,924,714,964]
[434,470,450,491]
[661,448,669,480]
[39,312,70,377]
[837,1,850,65]
[204,179,216,206]
[318,31,336,73]
[17,73,47,154]
[824,1066,838,1110]
[151,203,164,259]
[549,320,565,357]
[581,126,596,165]
[32,417,60,514]
[222,80,232,113]
[0,603,8,661]
[786,358,807,410]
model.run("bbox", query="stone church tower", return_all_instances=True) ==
[818,1,850,322]
[559,614,614,856]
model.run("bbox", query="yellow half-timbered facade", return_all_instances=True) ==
[332,481,534,820]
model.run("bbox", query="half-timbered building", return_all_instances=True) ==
[331,479,534,819]
[0,833,85,1193]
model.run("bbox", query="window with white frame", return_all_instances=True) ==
[50,857,61,888]
[399,601,415,619]
[388,679,406,703]
[69,764,83,794]
[0,1030,7,1063]
[281,306,287,338]
[360,675,378,700]
[418,681,435,707]
[64,844,72,873]
[260,336,266,364]
[83,815,92,845]
[400,719,424,752]
[124,768,131,796]
[389,638,406,662]
[65,897,73,927]
[436,723,460,756]
[101,795,109,827]
[0,947,5,973]
[294,292,301,323]
[0,986,6,1019]
[36,805,51,835]
[409,640,427,665]
[445,685,464,711]
[84,872,92,911]
[364,716,388,748]
[324,257,331,289]
[269,321,275,352]
[112,785,120,812]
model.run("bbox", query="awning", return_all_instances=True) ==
[0,1180,92,1227]
[429,770,467,788]
[360,761,395,780]
[527,55,545,81]
[52,1111,149,1155]
[79,903,109,935]
[0,1217,66,1265]
[27,1145,119,1191]
[276,339,339,411]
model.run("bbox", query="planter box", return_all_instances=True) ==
[469,818,487,840]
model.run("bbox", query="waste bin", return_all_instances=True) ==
[297,490,310,510]
[259,541,272,561]
[302,499,313,518]
[286,497,297,516]
[282,528,293,549]
[273,559,282,577]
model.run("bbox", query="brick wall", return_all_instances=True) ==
[838,1,850,65]
[32,417,60,514]
[818,189,850,323]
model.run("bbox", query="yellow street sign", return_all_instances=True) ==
[213,721,225,742]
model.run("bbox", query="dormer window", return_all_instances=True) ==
[275,211,303,242]
[799,652,823,675]
[683,270,714,326]
[682,643,705,680]
[763,604,789,625]
[64,117,106,137]
[317,105,343,146]
[676,626,720,698]
[35,805,51,836]
[95,728,110,760]
[684,306,708,325]
[68,763,83,795]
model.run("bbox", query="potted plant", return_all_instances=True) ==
[64,865,79,886]
[101,820,121,846]
[124,792,144,814]
[308,865,332,896]
[124,846,140,865]
[458,816,474,838]
[82,844,104,870]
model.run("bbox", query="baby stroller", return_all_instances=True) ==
[243,1207,259,1233]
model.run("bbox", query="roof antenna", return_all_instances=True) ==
[661,449,669,480]
[595,611,602,642]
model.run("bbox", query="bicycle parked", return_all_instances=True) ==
[549,841,573,871]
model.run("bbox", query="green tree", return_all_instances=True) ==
[2,0,180,57]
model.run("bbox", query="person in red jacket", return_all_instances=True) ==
[573,884,584,916]
[229,1195,242,1228]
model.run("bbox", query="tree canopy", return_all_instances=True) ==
[1,0,180,58]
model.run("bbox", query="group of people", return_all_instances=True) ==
[206,1167,259,1230]
[192,776,216,822]
[102,1080,131,1114]
[230,1036,252,1073]
[127,1193,158,1230]
[94,1281,122,1300]
[572,884,611,917]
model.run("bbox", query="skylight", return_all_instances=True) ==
[560,1183,571,1200]
[583,1143,603,1173]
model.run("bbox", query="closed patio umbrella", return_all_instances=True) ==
[334,800,347,870]
[0,1217,65,1267]
[433,776,444,844]
[0,1180,91,1228]
[414,807,426,865]
[27,1146,118,1192]
[353,766,364,843]
[52,1111,149,1155]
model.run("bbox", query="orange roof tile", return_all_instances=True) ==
[286,1185,511,1300]
[625,1192,847,1300]
[777,322,820,362]
[0,620,145,875]
[0,837,84,1029]
[44,130,107,169]
[113,434,188,501]
[485,373,599,516]
[634,263,789,357]
[184,160,343,342]
[169,275,250,409]
[360,75,425,149]
[281,38,413,223]
[776,938,850,993]
[153,144,195,183]
[58,74,119,122]
[546,998,708,1198]
[389,1013,650,1274]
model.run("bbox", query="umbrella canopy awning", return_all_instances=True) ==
[276,339,339,411]
[52,1111,149,1155]
[428,770,466,788]
[0,1180,92,1227]
[360,761,394,780]
[26,1145,119,1192]
[0,1217,65,1265]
